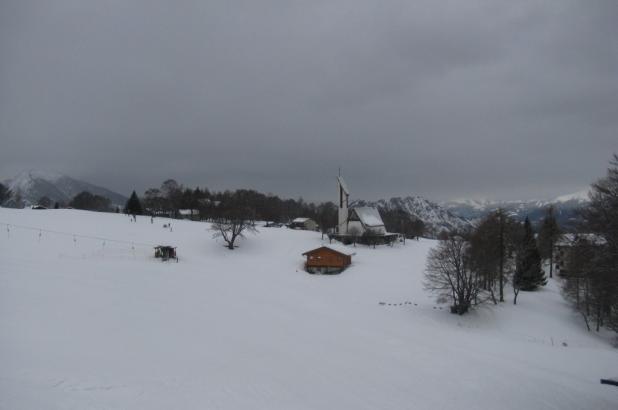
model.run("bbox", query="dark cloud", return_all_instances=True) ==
[1,0,616,201]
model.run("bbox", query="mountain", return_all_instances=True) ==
[358,196,472,235]
[2,170,128,207]
[442,190,590,228]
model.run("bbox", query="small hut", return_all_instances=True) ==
[302,245,354,274]
[289,217,318,231]
[154,245,178,262]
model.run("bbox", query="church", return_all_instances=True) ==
[334,175,394,243]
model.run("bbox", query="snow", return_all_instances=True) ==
[352,206,384,227]
[5,169,64,190]
[553,189,591,203]
[1,207,617,410]
[178,209,198,216]
[292,217,310,223]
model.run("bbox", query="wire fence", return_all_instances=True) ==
[0,221,159,249]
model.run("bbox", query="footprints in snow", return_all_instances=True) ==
[378,301,444,310]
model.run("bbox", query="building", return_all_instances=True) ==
[554,233,606,276]
[178,209,200,220]
[289,217,318,231]
[334,175,394,244]
[302,245,355,274]
[346,207,387,235]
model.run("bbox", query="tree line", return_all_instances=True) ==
[561,154,618,332]
[425,209,551,314]
[426,154,617,336]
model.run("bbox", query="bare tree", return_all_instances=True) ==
[211,209,258,250]
[562,154,618,332]
[538,206,562,278]
[424,236,487,315]
[468,209,518,303]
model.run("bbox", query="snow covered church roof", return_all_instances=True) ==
[351,207,384,227]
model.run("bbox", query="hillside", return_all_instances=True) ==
[2,170,128,207]
[359,196,471,235]
[442,190,590,228]
[0,208,616,409]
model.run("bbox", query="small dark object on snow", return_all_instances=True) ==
[154,245,178,262]
[562,342,568,347]
[601,379,618,387]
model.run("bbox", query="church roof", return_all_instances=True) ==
[352,207,385,227]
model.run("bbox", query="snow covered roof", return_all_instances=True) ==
[178,209,199,215]
[352,206,384,227]
[555,233,606,247]
[302,245,356,256]
[292,217,311,223]
[337,176,349,195]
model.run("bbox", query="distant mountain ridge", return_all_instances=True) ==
[2,170,128,207]
[358,196,472,235]
[441,190,590,228]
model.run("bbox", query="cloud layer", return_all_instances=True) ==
[1,0,617,201]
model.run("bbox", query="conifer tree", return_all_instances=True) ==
[124,191,143,215]
[0,183,11,204]
[514,217,547,298]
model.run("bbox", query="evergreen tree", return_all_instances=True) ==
[0,183,11,204]
[538,206,561,278]
[124,191,143,215]
[514,217,547,298]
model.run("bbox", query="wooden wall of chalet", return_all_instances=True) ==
[304,248,351,269]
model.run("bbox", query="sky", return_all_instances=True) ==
[0,0,616,202]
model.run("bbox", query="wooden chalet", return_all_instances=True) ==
[154,245,178,262]
[302,245,354,274]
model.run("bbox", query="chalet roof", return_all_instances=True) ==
[178,209,199,215]
[351,206,385,227]
[302,245,356,257]
[337,176,349,195]
[154,245,177,249]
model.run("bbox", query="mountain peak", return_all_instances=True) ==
[2,170,127,207]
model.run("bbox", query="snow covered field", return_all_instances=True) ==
[1,208,617,409]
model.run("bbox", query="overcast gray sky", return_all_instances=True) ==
[1,0,616,202]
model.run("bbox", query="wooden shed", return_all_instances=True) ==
[154,245,178,262]
[302,245,354,274]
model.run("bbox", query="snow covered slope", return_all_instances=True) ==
[360,196,471,235]
[2,170,127,207]
[0,208,616,409]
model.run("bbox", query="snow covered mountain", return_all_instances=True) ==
[359,196,472,235]
[442,190,590,228]
[2,170,128,207]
